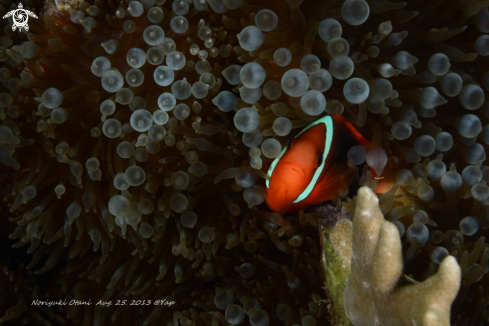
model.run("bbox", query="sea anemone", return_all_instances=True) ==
[0,0,488,325]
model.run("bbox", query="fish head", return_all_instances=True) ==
[265,161,308,213]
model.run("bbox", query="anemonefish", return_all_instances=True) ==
[265,114,390,214]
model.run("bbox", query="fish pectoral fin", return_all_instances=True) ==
[308,162,356,205]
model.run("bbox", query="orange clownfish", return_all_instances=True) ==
[265,114,376,214]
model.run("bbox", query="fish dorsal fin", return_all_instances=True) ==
[293,115,334,203]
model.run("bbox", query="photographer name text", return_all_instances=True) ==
[31,299,175,307]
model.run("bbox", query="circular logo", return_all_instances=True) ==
[13,10,28,28]
[2,3,38,32]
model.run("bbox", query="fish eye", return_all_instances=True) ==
[317,152,323,167]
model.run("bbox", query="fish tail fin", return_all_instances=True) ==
[308,162,356,205]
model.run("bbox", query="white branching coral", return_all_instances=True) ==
[326,187,461,326]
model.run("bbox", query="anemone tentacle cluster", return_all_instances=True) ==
[0,0,488,324]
